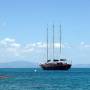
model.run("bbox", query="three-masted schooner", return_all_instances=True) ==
[40,25,72,70]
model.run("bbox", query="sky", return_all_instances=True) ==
[0,0,90,64]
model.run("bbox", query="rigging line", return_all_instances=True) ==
[60,24,61,58]
[53,24,55,60]
[47,25,48,62]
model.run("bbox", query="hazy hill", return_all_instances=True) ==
[0,61,90,68]
[0,61,39,68]
[72,64,90,68]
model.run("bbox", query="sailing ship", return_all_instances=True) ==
[40,25,72,70]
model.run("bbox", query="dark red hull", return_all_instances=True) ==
[40,63,71,70]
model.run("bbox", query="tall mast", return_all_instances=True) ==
[53,24,54,60]
[60,24,61,58]
[47,25,48,62]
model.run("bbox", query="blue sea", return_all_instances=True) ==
[0,68,90,90]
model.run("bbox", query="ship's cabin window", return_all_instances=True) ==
[47,60,51,62]
[60,59,67,61]
[53,59,59,62]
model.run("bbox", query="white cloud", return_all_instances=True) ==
[1,38,90,64]
[0,38,21,57]
[0,38,72,63]
[54,43,64,48]
[84,45,90,48]
[0,38,20,51]
[80,41,90,48]
[80,41,85,45]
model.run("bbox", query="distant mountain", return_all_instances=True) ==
[72,64,90,68]
[0,61,90,68]
[0,61,40,68]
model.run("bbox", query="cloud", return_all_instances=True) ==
[0,38,21,57]
[0,38,72,63]
[54,43,65,48]
[1,38,90,64]
[0,38,70,55]
[80,41,90,48]
[0,38,20,48]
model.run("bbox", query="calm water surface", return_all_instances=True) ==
[0,68,90,90]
